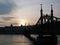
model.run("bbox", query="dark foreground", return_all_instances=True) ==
[0,34,58,45]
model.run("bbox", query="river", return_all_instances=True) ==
[0,35,59,45]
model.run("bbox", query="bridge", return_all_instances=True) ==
[24,4,60,45]
[24,4,60,35]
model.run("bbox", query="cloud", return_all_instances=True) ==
[0,21,4,24]
[0,0,16,14]
[1,17,16,21]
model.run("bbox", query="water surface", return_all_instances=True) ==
[0,35,59,45]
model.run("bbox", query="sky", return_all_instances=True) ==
[0,0,60,27]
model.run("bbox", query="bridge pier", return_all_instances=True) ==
[37,34,57,45]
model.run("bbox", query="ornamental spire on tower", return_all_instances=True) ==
[40,4,43,24]
[51,4,53,22]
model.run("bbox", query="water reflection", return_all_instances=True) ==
[0,35,59,45]
[0,35,33,45]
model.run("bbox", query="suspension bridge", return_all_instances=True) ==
[24,4,60,45]
[24,4,60,35]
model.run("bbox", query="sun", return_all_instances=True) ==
[19,19,26,26]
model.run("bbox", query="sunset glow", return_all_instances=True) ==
[19,19,27,26]
[0,0,59,27]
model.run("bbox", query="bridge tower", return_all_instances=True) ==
[36,4,43,25]
[40,4,43,25]
[51,4,53,22]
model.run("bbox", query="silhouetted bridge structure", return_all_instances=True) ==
[24,15,60,35]
[24,4,60,45]
[24,4,60,35]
